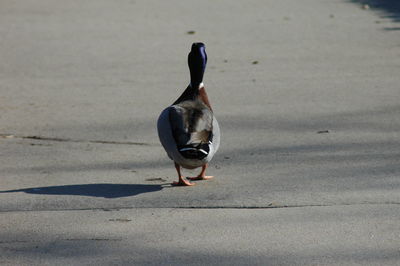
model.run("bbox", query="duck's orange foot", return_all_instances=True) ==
[172,179,195,186]
[187,176,214,181]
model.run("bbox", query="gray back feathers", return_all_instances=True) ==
[169,100,213,146]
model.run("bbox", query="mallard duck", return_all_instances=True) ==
[157,43,220,186]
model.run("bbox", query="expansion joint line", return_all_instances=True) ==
[0,134,154,146]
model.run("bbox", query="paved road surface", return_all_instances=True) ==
[1,0,399,265]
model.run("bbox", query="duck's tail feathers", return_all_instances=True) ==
[178,142,211,160]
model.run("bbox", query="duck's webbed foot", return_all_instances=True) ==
[172,177,195,186]
[187,164,213,181]
[187,175,213,181]
[172,162,195,186]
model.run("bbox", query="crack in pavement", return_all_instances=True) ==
[0,134,156,146]
[63,238,123,242]
[0,238,123,244]
[0,202,399,213]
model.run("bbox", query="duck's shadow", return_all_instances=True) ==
[0,183,165,199]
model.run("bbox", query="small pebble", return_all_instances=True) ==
[1,135,15,138]
[109,218,131,222]
[252,61,259,65]
[186,30,196,35]
[362,4,370,10]
[317,130,330,134]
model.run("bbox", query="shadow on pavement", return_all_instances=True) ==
[0,183,164,198]
[384,27,400,31]
[349,0,400,22]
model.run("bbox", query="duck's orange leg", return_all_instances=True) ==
[187,164,214,181]
[172,162,195,186]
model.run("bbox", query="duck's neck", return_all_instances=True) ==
[199,85,212,110]
[189,71,204,91]
[190,82,204,89]
[173,83,212,110]
[173,83,202,105]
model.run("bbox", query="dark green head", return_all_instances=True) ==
[188,42,207,88]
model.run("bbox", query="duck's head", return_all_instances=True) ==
[188,42,207,89]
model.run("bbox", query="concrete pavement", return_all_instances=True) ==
[1,205,399,265]
[1,0,400,265]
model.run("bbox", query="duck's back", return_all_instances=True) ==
[169,100,213,158]
[157,100,220,169]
